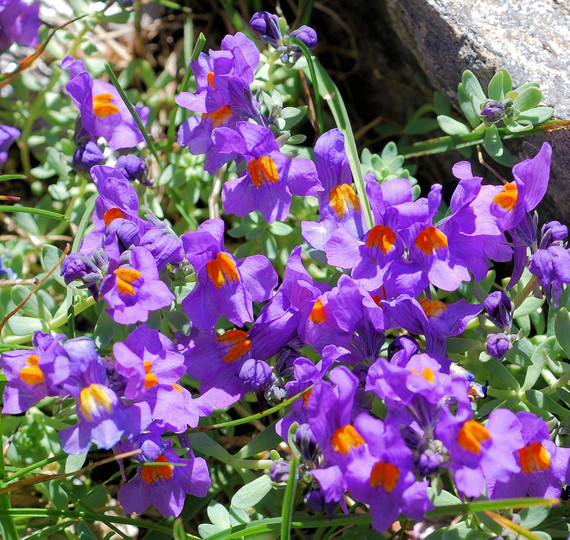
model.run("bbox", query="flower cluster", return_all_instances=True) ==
[2,9,569,533]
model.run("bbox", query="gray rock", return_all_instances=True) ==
[383,0,570,224]
[314,0,569,225]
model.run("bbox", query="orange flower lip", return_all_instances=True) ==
[92,93,119,117]
[206,253,239,288]
[331,424,365,455]
[365,224,396,254]
[248,156,279,188]
[415,226,448,255]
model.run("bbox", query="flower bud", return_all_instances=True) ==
[115,155,150,185]
[483,291,513,330]
[480,99,505,125]
[486,332,512,359]
[239,359,274,392]
[294,424,319,463]
[540,220,568,250]
[249,11,282,46]
[270,461,290,484]
[72,141,105,172]
[290,25,317,49]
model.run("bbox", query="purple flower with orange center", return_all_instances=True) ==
[118,432,210,517]
[488,411,570,499]
[181,218,277,329]
[1,332,69,414]
[113,325,208,432]
[62,56,150,151]
[436,408,523,498]
[306,366,367,469]
[489,143,552,233]
[302,130,365,251]
[344,414,433,533]
[176,33,261,173]
[58,339,151,454]
[100,246,175,325]
[216,122,321,223]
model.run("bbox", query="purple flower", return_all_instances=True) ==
[0,125,20,172]
[100,246,175,325]
[181,218,277,329]
[177,327,255,409]
[250,11,282,46]
[217,122,321,223]
[113,325,210,432]
[486,332,512,359]
[72,140,105,171]
[58,339,151,454]
[490,143,552,233]
[118,432,210,517]
[1,332,69,414]
[436,408,523,498]
[176,32,262,173]
[62,56,150,151]
[0,1,41,50]
[344,415,433,532]
[488,412,570,499]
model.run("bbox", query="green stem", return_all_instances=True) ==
[188,386,311,433]
[0,415,18,540]
[227,458,274,470]
[280,455,300,540]
[289,37,324,135]
[2,296,96,345]
[165,32,206,155]
[513,275,538,310]
[399,120,570,158]
[104,64,163,171]
[0,454,67,486]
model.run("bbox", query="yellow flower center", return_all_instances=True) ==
[79,384,113,421]
[331,425,365,455]
[114,267,142,295]
[457,420,491,454]
[328,184,361,219]
[19,355,45,385]
[492,183,518,211]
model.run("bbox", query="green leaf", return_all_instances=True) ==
[65,452,88,474]
[513,87,542,111]
[514,295,545,319]
[458,82,481,128]
[404,118,439,135]
[434,91,451,116]
[279,106,307,130]
[521,337,554,391]
[48,480,69,511]
[437,115,470,135]
[517,107,554,124]
[231,474,272,509]
[488,71,504,101]
[483,124,503,157]
[484,358,520,391]
[94,310,115,349]
[207,501,231,528]
[269,222,293,236]
[189,432,231,463]
[498,68,513,93]
[519,505,549,529]
[555,308,570,357]
[236,422,280,459]
[462,69,487,101]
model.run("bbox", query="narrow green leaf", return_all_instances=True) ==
[458,82,481,128]
[0,174,26,182]
[521,337,554,391]
[104,64,163,170]
[0,205,68,221]
[555,308,570,357]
